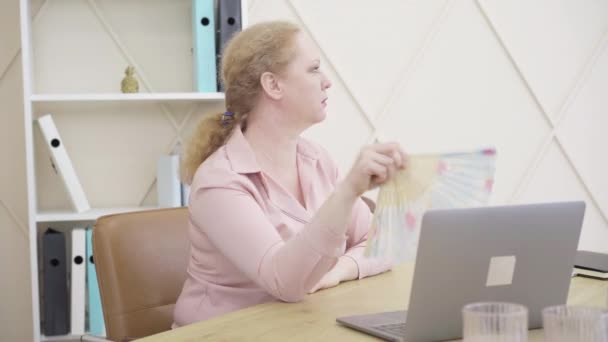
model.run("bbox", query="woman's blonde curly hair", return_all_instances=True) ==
[182,21,301,184]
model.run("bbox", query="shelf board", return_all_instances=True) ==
[41,333,108,341]
[36,206,160,223]
[41,334,83,342]
[31,92,225,103]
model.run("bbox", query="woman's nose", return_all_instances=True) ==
[321,72,332,90]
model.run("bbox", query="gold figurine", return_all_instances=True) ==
[121,66,139,93]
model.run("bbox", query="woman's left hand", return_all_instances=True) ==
[308,256,359,293]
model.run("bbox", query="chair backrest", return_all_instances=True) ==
[93,207,190,341]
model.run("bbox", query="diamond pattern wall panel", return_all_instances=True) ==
[0,0,20,75]
[478,0,608,119]
[0,59,28,221]
[15,0,606,251]
[373,0,551,203]
[249,0,300,23]
[94,0,195,93]
[33,0,130,93]
[31,0,204,208]
[0,204,31,341]
[34,104,178,208]
[518,141,608,253]
[248,0,608,251]
[557,42,608,216]
[291,0,449,119]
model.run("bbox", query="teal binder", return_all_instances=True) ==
[193,0,217,92]
[86,228,106,336]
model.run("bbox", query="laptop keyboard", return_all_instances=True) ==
[374,322,408,336]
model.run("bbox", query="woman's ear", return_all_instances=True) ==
[260,71,283,100]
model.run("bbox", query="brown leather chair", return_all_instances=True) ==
[91,197,374,341]
[92,207,190,342]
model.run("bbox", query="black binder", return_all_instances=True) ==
[43,228,69,335]
[216,0,242,90]
[574,250,608,280]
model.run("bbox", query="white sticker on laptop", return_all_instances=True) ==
[486,256,516,287]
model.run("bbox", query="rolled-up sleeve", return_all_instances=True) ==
[190,185,346,303]
[324,152,392,279]
[342,198,393,279]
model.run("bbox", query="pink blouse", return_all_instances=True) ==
[173,127,391,327]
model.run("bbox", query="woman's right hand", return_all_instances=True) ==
[339,142,408,198]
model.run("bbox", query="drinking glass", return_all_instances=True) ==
[462,302,528,342]
[543,305,607,342]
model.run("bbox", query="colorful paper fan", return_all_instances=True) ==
[364,148,497,263]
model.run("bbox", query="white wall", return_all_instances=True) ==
[254,0,608,253]
[27,0,608,249]
[2,0,607,340]
[0,0,34,340]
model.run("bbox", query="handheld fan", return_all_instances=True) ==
[364,148,497,263]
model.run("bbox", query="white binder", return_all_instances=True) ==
[157,154,181,208]
[37,114,90,213]
[70,228,86,335]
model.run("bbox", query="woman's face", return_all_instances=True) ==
[279,32,332,128]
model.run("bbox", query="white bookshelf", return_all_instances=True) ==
[36,207,159,223]
[19,0,248,341]
[31,92,225,103]
[41,334,81,342]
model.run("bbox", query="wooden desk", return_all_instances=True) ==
[138,263,608,341]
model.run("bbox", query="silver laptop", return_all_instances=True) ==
[337,201,586,342]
